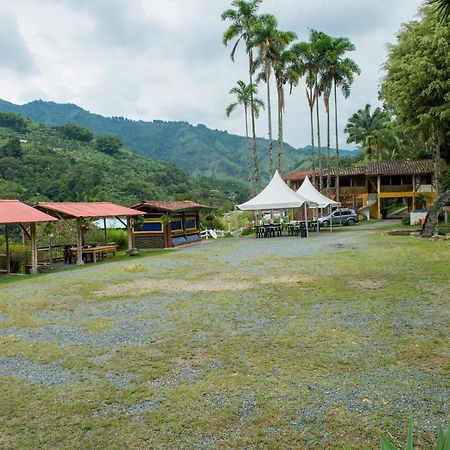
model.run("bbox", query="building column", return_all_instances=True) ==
[377,175,381,219]
[5,224,10,274]
[30,222,38,274]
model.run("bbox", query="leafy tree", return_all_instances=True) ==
[0,112,29,132]
[380,5,450,193]
[56,124,94,142]
[226,80,264,192]
[1,137,22,158]
[222,0,263,188]
[95,134,123,155]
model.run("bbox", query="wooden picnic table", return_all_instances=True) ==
[70,244,117,263]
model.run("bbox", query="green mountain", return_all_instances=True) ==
[0,99,357,181]
[0,112,249,207]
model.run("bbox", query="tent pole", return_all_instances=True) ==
[330,205,333,233]
[234,206,238,237]
[5,224,10,274]
[304,203,308,238]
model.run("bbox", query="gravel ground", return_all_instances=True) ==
[1,222,448,448]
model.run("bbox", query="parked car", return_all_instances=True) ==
[318,208,359,227]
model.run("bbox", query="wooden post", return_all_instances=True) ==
[76,219,84,265]
[30,223,38,274]
[5,224,10,274]
[126,217,133,251]
[304,203,308,238]
[103,217,108,244]
[377,175,381,219]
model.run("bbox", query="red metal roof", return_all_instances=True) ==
[34,202,140,219]
[131,200,209,213]
[0,200,58,224]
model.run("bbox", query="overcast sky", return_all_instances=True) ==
[0,0,424,149]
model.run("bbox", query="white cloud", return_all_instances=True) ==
[0,0,424,150]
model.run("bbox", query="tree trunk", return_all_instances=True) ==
[334,81,340,201]
[432,122,443,195]
[422,190,450,237]
[248,49,260,190]
[277,82,284,174]
[324,93,330,197]
[266,61,274,177]
[244,105,254,195]
[307,85,316,172]
[315,82,322,191]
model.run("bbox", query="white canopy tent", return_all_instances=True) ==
[238,170,313,211]
[296,175,341,232]
[296,176,340,208]
[237,170,316,237]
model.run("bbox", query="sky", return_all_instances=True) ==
[0,0,424,150]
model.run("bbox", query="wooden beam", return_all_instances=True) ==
[103,217,108,244]
[5,224,10,274]
[30,222,38,274]
[126,217,133,251]
[76,218,84,265]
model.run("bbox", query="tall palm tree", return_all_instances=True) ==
[321,36,360,198]
[222,0,262,188]
[329,40,360,200]
[226,81,264,193]
[345,104,390,160]
[270,31,297,174]
[310,30,330,192]
[429,0,450,22]
[250,13,279,177]
[291,41,316,172]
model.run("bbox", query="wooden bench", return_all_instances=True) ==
[70,244,117,263]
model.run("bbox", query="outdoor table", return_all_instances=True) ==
[254,224,283,238]
[70,244,117,263]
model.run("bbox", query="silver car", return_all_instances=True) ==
[318,208,359,227]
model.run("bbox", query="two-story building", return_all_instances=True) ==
[284,159,447,219]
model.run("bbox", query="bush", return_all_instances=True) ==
[402,216,410,225]
[0,243,28,273]
[85,228,128,250]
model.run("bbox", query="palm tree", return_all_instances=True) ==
[291,41,316,172]
[429,0,450,22]
[222,0,262,188]
[250,13,279,177]
[345,104,390,160]
[226,81,265,193]
[270,31,297,174]
[310,30,331,192]
[329,42,360,200]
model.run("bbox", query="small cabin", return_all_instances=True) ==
[131,200,208,249]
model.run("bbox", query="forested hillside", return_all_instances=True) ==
[0,99,356,181]
[0,112,248,207]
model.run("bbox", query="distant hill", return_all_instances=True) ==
[0,112,249,207]
[0,99,358,181]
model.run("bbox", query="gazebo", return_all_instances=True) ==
[0,200,57,274]
[34,202,140,265]
[131,200,209,248]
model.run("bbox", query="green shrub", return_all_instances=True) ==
[0,244,28,273]
[402,216,410,225]
[85,229,128,250]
